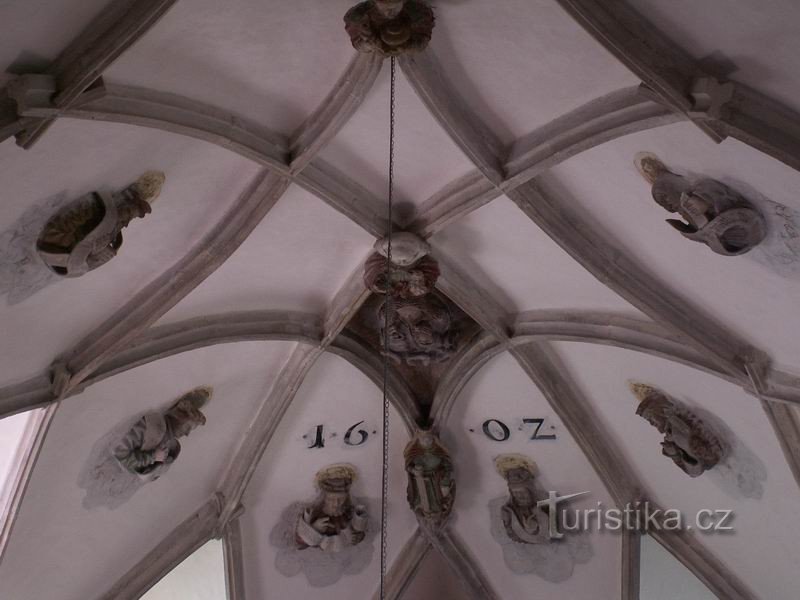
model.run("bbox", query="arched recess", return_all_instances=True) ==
[0,340,295,600]
[552,341,800,600]
[442,350,622,600]
[237,350,418,600]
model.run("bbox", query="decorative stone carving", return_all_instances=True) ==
[379,294,456,366]
[36,171,165,277]
[113,386,210,476]
[632,383,725,477]
[364,232,439,299]
[495,455,550,545]
[294,464,369,552]
[635,153,766,255]
[344,0,435,57]
[271,465,376,587]
[404,429,455,529]
[489,454,592,581]
[78,386,210,510]
[365,232,456,366]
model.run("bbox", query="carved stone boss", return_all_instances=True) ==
[635,152,766,255]
[344,0,435,57]
[404,429,455,529]
[294,464,368,553]
[36,171,165,277]
[364,232,456,366]
[632,383,726,477]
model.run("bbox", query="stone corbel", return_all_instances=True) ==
[688,76,735,121]
[6,74,106,119]
[212,492,245,539]
[6,75,57,118]
[50,360,74,400]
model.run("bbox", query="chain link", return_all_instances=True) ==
[379,56,397,600]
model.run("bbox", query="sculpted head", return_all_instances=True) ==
[315,464,357,516]
[496,454,538,506]
[117,170,166,226]
[165,386,211,438]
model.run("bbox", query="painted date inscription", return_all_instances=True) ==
[475,418,557,442]
[305,421,375,449]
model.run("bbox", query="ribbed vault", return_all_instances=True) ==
[0,1,799,599]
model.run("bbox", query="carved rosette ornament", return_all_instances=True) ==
[365,232,456,366]
[404,429,455,530]
[294,464,369,552]
[36,171,165,277]
[635,153,766,255]
[344,0,435,56]
[632,382,726,477]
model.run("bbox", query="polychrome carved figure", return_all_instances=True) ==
[344,0,435,56]
[113,385,210,477]
[495,454,551,545]
[635,153,766,255]
[366,231,456,365]
[36,171,165,277]
[295,464,369,553]
[405,429,455,529]
[378,294,455,366]
[632,382,725,477]
[364,231,439,299]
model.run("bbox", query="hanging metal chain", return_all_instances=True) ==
[380,56,397,600]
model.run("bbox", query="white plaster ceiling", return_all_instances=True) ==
[548,122,800,368]
[447,351,622,600]
[0,119,260,383]
[0,1,799,599]
[628,0,800,115]
[431,196,644,315]
[241,352,417,599]
[553,342,800,600]
[428,0,639,142]
[105,0,359,136]
[0,342,294,600]
[157,183,374,324]
[0,0,111,88]
[317,68,476,211]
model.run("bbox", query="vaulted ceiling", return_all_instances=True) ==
[0,1,799,599]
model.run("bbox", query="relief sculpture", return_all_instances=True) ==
[635,152,766,255]
[364,232,457,366]
[78,386,211,510]
[113,386,210,477]
[271,464,375,587]
[345,0,435,56]
[37,171,165,277]
[496,455,551,545]
[0,171,165,305]
[489,455,592,581]
[404,429,455,530]
[294,464,369,552]
[631,382,726,477]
